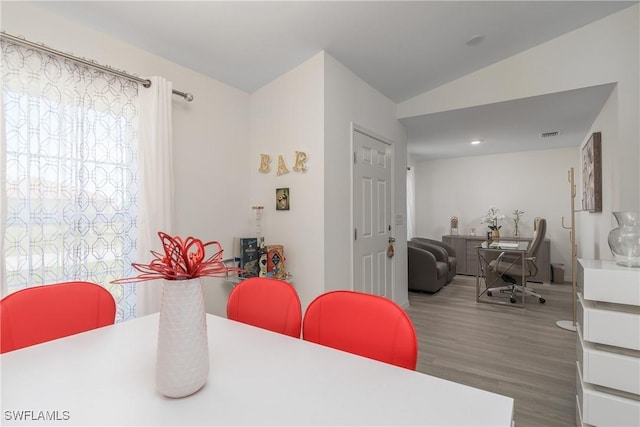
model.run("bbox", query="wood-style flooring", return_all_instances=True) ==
[406,275,576,427]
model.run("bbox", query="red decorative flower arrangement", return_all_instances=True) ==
[112,232,242,283]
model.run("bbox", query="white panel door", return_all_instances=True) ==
[352,129,392,297]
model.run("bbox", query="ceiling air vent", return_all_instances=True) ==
[541,131,559,139]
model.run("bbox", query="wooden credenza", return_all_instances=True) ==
[576,259,640,427]
[442,235,550,283]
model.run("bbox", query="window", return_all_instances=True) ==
[1,40,138,321]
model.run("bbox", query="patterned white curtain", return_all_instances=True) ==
[1,39,138,322]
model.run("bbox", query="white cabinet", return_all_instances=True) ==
[576,259,640,427]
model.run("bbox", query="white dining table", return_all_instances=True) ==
[1,313,514,426]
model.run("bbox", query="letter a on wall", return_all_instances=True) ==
[277,155,290,175]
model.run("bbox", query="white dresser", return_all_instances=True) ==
[576,259,640,427]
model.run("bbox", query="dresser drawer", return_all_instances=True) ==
[576,394,596,427]
[579,259,640,306]
[577,363,640,427]
[578,293,640,350]
[576,394,583,427]
[578,328,640,394]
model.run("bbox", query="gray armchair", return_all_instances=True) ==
[407,241,448,293]
[411,238,457,282]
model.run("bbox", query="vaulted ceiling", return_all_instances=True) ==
[32,1,637,159]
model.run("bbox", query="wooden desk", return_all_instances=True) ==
[443,234,550,283]
[1,313,514,426]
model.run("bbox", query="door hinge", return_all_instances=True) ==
[354,228,357,240]
[353,152,356,164]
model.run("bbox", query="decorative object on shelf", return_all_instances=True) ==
[252,206,264,242]
[450,216,458,236]
[558,167,581,332]
[482,206,504,239]
[266,244,286,279]
[112,232,241,398]
[581,132,602,212]
[258,243,268,277]
[276,188,290,211]
[512,209,525,238]
[238,237,260,278]
[252,205,267,277]
[607,211,640,267]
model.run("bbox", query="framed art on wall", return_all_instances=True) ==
[276,188,290,211]
[582,132,602,212]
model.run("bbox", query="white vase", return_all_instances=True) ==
[156,277,209,398]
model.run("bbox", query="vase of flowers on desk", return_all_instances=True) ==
[482,206,505,239]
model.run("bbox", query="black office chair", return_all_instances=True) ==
[487,218,547,304]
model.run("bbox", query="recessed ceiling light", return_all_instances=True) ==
[466,34,485,46]
[470,140,482,145]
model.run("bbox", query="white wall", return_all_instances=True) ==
[401,5,639,262]
[248,52,409,310]
[249,53,326,310]
[577,87,620,261]
[324,54,409,307]
[414,148,578,269]
[2,3,252,316]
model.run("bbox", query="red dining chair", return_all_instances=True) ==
[302,290,418,370]
[1,281,116,354]
[226,277,302,338]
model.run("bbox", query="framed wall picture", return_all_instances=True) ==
[582,132,602,212]
[276,188,290,211]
